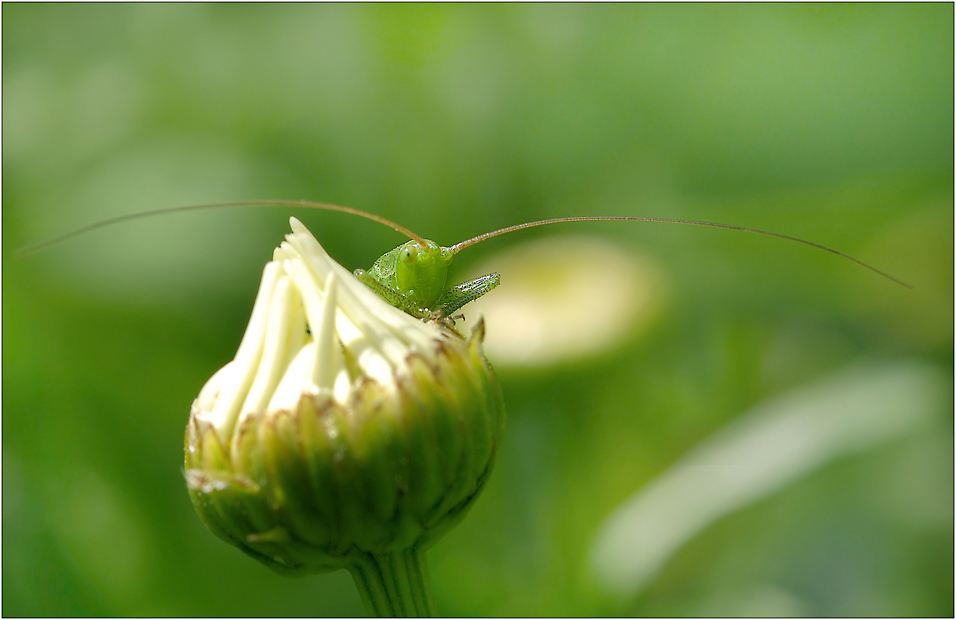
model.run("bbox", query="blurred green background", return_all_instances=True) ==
[3,4,952,617]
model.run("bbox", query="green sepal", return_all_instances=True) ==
[185,321,506,579]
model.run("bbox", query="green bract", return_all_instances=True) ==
[184,218,505,616]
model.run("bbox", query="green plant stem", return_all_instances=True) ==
[347,548,437,617]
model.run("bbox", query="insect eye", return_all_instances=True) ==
[401,244,419,265]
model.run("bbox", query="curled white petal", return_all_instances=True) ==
[192,217,445,443]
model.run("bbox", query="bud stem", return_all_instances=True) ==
[348,548,437,617]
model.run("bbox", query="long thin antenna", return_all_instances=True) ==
[447,216,911,289]
[15,199,429,256]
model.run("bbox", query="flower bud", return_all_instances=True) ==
[184,218,505,613]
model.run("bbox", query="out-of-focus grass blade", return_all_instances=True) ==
[589,361,947,599]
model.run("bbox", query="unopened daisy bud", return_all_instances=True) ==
[184,218,505,616]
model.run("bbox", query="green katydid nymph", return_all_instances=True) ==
[16,198,910,322]
[352,237,499,320]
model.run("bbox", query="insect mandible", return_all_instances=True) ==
[16,198,911,320]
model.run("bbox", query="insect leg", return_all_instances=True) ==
[354,269,427,319]
[433,274,501,318]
